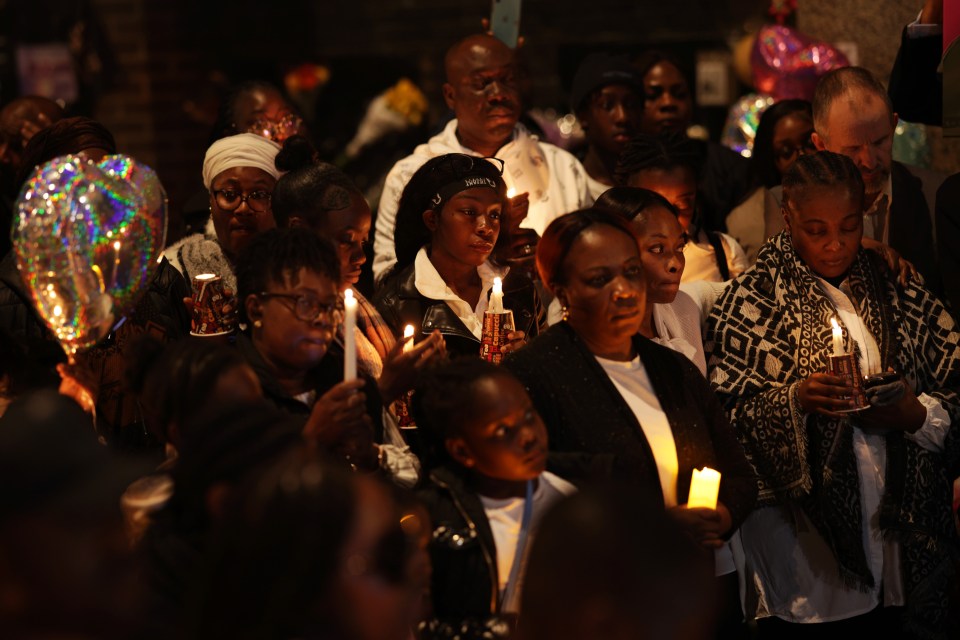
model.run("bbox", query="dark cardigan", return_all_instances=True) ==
[234,332,384,443]
[504,322,757,531]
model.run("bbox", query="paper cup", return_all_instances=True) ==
[480,310,515,364]
[191,273,236,336]
[827,353,869,411]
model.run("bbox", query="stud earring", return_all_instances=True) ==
[253,319,262,328]
[561,306,570,322]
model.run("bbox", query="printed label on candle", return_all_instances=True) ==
[827,353,870,410]
[687,467,721,510]
[190,273,236,336]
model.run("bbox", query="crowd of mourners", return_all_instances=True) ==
[1,6,959,639]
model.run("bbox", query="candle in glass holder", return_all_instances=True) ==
[402,324,415,353]
[831,317,844,356]
[687,467,721,510]
[343,288,357,380]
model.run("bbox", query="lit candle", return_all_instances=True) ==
[687,467,721,510]
[343,288,357,380]
[831,317,844,357]
[489,277,504,314]
[402,324,415,353]
[506,187,517,199]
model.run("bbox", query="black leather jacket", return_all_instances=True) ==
[416,466,510,639]
[372,262,544,359]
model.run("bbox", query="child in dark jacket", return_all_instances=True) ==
[412,359,575,639]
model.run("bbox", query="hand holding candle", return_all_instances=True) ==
[343,288,357,381]
[687,467,721,510]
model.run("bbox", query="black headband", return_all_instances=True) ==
[431,175,502,209]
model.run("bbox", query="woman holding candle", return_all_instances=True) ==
[373,153,543,359]
[502,210,756,604]
[270,149,446,407]
[705,151,960,636]
[234,227,419,486]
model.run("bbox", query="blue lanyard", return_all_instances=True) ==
[500,479,534,612]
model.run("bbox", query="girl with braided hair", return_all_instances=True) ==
[706,150,960,637]
[615,131,749,283]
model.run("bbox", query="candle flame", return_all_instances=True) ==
[403,324,415,339]
[493,277,502,295]
[506,187,517,199]
[344,288,354,302]
[831,317,841,331]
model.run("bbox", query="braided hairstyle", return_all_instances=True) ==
[781,150,865,213]
[613,130,703,187]
[272,156,363,229]
[209,80,288,145]
[234,227,341,326]
[594,186,679,227]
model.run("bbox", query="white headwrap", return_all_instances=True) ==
[202,133,283,190]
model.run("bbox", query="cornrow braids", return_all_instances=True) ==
[614,131,704,186]
[272,161,362,228]
[234,228,341,325]
[781,150,865,212]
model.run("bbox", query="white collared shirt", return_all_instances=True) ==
[413,247,506,340]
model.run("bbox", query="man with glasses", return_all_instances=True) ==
[372,33,591,284]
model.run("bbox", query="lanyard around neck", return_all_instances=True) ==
[499,479,534,612]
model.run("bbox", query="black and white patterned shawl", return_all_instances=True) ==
[705,230,960,638]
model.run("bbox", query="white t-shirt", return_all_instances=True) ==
[479,470,577,613]
[681,229,748,284]
[595,355,679,507]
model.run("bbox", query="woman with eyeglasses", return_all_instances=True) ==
[234,228,394,477]
[164,133,283,293]
[373,153,544,359]
[726,100,815,264]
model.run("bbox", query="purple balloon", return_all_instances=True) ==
[751,25,850,102]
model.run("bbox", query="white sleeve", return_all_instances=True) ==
[373,162,407,284]
[904,393,952,453]
[720,232,749,279]
[379,408,421,489]
[906,11,942,38]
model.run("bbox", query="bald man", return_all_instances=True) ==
[372,34,591,283]
[812,66,943,295]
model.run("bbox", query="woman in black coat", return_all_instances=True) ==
[503,209,756,559]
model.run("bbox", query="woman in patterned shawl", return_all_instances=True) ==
[705,151,960,638]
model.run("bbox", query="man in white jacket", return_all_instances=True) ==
[373,33,591,283]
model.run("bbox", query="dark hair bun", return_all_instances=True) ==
[274,135,316,173]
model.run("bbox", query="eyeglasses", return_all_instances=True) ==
[258,292,343,323]
[774,137,817,163]
[213,189,272,213]
[432,153,505,176]
[245,113,304,144]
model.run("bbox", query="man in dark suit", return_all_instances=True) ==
[888,0,943,126]
[812,67,943,295]
[935,173,960,318]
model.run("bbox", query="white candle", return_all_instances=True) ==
[489,277,504,314]
[831,317,844,357]
[343,288,357,380]
[402,324,415,353]
[687,467,721,510]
